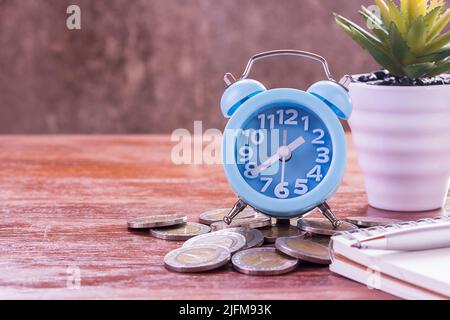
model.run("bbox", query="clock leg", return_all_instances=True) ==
[223,199,247,225]
[318,202,341,229]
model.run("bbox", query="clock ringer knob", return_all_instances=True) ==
[220,79,266,118]
[307,81,353,120]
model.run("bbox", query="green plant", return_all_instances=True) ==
[335,0,450,79]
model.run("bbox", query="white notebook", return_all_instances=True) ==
[329,216,450,300]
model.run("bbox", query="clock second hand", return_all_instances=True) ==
[280,129,287,185]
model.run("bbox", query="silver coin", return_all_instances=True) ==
[127,214,187,229]
[275,235,331,265]
[232,247,298,276]
[210,215,271,231]
[183,231,246,253]
[164,245,230,273]
[216,227,264,249]
[199,208,256,225]
[344,216,401,228]
[260,225,303,244]
[297,218,358,236]
[308,235,331,247]
[150,222,210,241]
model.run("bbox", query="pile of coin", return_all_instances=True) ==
[127,210,398,276]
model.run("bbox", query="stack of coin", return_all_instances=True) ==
[127,213,211,241]
[161,209,293,274]
[163,230,246,273]
[258,217,356,266]
[183,231,246,254]
[151,223,211,241]
[210,214,271,231]
[275,234,331,265]
[231,247,298,276]
[297,217,358,236]
[344,216,401,228]
[216,227,264,249]
[199,208,257,225]
[164,245,231,273]
[128,208,395,275]
[127,213,187,230]
[260,224,303,244]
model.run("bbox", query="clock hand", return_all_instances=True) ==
[250,152,280,176]
[250,129,289,176]
[280,156,286,185]
[280,129,287,185]
[288,136,306,152]
[251,131,304,176]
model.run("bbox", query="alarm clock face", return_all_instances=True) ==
[236,103,332,200]
[223,88,347,217]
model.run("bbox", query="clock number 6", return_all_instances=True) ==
[274,182,289,199]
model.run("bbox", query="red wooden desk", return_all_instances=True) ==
[0,135,448,299]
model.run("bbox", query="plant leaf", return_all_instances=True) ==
[335,14,385,47]
[406,15,427,53]
[374,0,392,25]
[403,62,436,78]
[386,0,407,34]
[428,9,450,40]
[400,0,410,26]
[425,30,450,52]
[429,0,445,11]
[359,8,389,44]
[389,22,413,64]
[335,2,450,79]
[416,45,450,63]
[335,15,404,75]
[424,6,444,31]
[416,0,428,16]
[423,60,450,77]
[361,5,384,26]
[407,0,419,22]
[406,0,428,21]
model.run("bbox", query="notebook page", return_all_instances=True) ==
[330,259,443,299]
[331,218,450,297]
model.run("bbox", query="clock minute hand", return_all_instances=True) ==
[250,136,305,176]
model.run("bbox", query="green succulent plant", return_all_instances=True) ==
[335,0,450,79]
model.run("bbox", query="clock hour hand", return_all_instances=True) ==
[288,136,306,152]
[250,152,281,176]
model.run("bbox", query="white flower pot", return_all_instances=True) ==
[348,81,450,212]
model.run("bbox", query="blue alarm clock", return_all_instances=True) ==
[220,50,352,227]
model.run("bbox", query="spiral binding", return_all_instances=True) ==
[337,216,450,241]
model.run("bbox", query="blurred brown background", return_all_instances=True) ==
[0,0,377,134]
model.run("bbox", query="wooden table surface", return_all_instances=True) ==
[0,135,448,300]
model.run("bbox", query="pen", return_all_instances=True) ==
[351,222,450,251]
